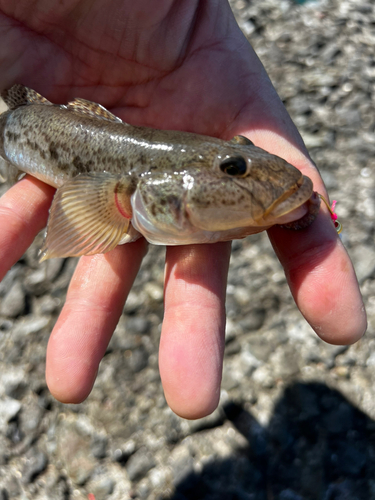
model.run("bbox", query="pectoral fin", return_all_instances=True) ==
[39,173,136,261]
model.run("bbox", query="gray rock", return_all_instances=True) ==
[126,447,156,481]
[88,477,115,500]
[2,476,20,499]
[279,490,304,500]
[90,434,108,459]
[0,265,23,297]
[0,318,13,333]
[349,244,375,284]
[0,489,9,500]
[0,282,25,317]
[35,295,62,315]
[112,439,136,463]
[238,308,266,332]
[21,448,48,483]
[44,471,69,500]
[5,379,28,400]
[12,316,50,338]
[24,258,65,295]
[56,419,97,486]
[0,398,21,432]
[323,480,359,500]
[19,400,44,435]
[0,367,28,400]
[126,316,151,335]
[169,446,195,486]
[127,347,149,373]
[185,406,226,434]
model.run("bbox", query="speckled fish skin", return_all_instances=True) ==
[0,85,319,259]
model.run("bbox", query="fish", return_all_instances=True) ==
[0,84,320,261]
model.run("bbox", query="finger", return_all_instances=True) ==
[45,239,148,403]
[260,136,366,344]
[160,242,231,419]
[269,214,366,345]
[236,125,366,344]
[0,175,55,280]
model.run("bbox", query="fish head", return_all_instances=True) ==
[131,139,318,245]
[185,142,314,231]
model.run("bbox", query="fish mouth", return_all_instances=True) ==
[261,175,315,225]
[278,190,321,230]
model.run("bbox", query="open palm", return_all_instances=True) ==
[0,0,366,418]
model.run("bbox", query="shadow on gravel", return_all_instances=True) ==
[170,382,375,500]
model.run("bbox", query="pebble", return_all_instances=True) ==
[238,308,266,331]
[0,398,21,432]
[112,439,136,463]
[252,365,275,389]
[126,347,149,373]
[56,419,97,486]
[0,490,9,500]
[144,283,163,302]
[43,469,70,500]
[239,348,262,375]
[0,265,22,296]
[126,447,156,481]
[23,259,64,295]
[349,244,375,284]
[88,477,115,500]
[185,406,225,434]
[126,316,151,335]
[12,316,50,338]
[21,448,48,483]
[90,434,108,459]
[0,282,25,317]
[279,489,304,500]
[323,479,359,500]
[35,295,61,315]
[0,367,28,400]
[2,477,20,499]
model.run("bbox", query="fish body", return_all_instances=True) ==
[0,85,319,260]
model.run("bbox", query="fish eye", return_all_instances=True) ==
[220,156,247,176]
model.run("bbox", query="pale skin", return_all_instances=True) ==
[0,0,366,419]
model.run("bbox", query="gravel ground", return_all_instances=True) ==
[0,0,375,498]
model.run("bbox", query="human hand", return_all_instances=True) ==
[0,0,366,418]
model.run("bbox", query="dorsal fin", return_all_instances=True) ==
[65,97,123,123]
[1,84,52,110]
[229,135,254,146]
